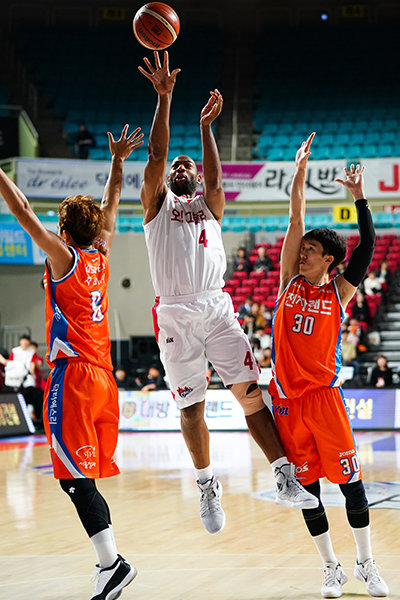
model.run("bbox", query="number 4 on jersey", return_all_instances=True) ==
[198,229,208,247]
[244,351,254,370]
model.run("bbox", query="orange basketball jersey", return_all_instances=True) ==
[271,274,345,398]
[43,247,112,371]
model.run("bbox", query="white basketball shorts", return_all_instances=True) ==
[152,289,259,409]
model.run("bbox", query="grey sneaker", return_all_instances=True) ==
[354,559,389,597]
[197,476,226,534]
[321,562,348,598]
[90,554,137,600]
[274,463,319,509]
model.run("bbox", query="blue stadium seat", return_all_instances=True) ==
[262,215,280,232]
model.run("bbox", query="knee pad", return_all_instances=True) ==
[301,481,328,536]
[340,480,369,528]
[230,382,265,416]
[339,480,368,511]
[60,478,111,537]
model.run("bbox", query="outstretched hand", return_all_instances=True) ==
[138,50,181,95]
[295,132,315,169]
[200,89,223,126]
[335,163,366,200]
[107,124,144,160]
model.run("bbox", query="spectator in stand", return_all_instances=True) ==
[0,344,9,391]
[369,354,393,388]
[259,303,273,328]
[237,296,253,319]
[114,365,135,389]
[376,259,392,292]
[351,289,371,326]
[258,347,272,369]
[30,341,45,428]
[233,246,251,275]
[75,123,96,159]
[30,341,45,390]
[253,325,272,349]
[363,270,382,296]
[136,366,165,392]
[347,317,368,358]
[250,302,266,329]
[253,246,272,274]
[251,338,263,363]
[0,334,43,428]
[241,313,255,337]
[341,330,359,375]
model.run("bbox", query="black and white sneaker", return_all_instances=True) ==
[90,554,137,600]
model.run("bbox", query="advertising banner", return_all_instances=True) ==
[119,389,248,431]
[13,156,400,202]
[118,388,400,432]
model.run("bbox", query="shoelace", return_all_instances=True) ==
[90,567,101,590]
[362,560,381,583]
[323,565,339,587]
[199,483,220,516]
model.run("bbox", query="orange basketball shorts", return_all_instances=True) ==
[271,386,362,485]
[43,359,120,479]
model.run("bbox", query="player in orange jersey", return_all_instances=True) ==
[268,133,388,598]
[0,124,144,600]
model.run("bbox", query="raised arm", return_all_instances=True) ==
[200,89,225,221]
[335,164,375,308]
[138,51,181,224]
[95,124,144,258]
[279,132,315,294]
[0,167,73,277]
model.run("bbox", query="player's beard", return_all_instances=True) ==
[170,175,197,197]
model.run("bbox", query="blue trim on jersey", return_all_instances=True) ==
[47,359,86,477]
[329,278,346,387]
[338,386,360,483]
[270,275,301,399]
[47,249,79,360]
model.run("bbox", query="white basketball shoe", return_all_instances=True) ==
[197,476,226,534]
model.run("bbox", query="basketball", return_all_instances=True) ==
[133,3,180,50]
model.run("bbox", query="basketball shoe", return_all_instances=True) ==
[354,559,389,596]
[90,554,137,600]
[274,463,319,509]
[197,476,226,534]
[321,562,348,598]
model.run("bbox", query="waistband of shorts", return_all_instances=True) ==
[158,288,223,304]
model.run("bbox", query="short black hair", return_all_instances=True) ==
[304,228,347,273]
[19,334,31,342]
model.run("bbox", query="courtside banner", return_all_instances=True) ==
[343,388,399,430]
[118,388,400,431]
[118,389,248,431]
[0,393,35,438]
[12,157,349,201]
[12,157,400,201]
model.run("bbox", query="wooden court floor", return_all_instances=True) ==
[0,430,399,599]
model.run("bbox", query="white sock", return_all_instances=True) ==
[271,456,289,475]
[195,465,213,484]
[90,527,118,568]
[312,531,338,566]
[352,525,373,563]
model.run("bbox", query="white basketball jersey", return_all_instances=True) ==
[143,190,226,297]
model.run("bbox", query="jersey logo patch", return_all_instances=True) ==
[166,337,174,343]
[177,386,193,399]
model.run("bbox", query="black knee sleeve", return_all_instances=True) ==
[60,478,111,537]
[301,481,329,537]
[339,480,370,528]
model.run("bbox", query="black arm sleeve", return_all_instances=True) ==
[343,199,375,288]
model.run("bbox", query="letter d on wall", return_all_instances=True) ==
[333,205,357,224]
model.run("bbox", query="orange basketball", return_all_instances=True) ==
[133,3,180,50]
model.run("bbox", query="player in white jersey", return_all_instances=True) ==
[139,51,318,534]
